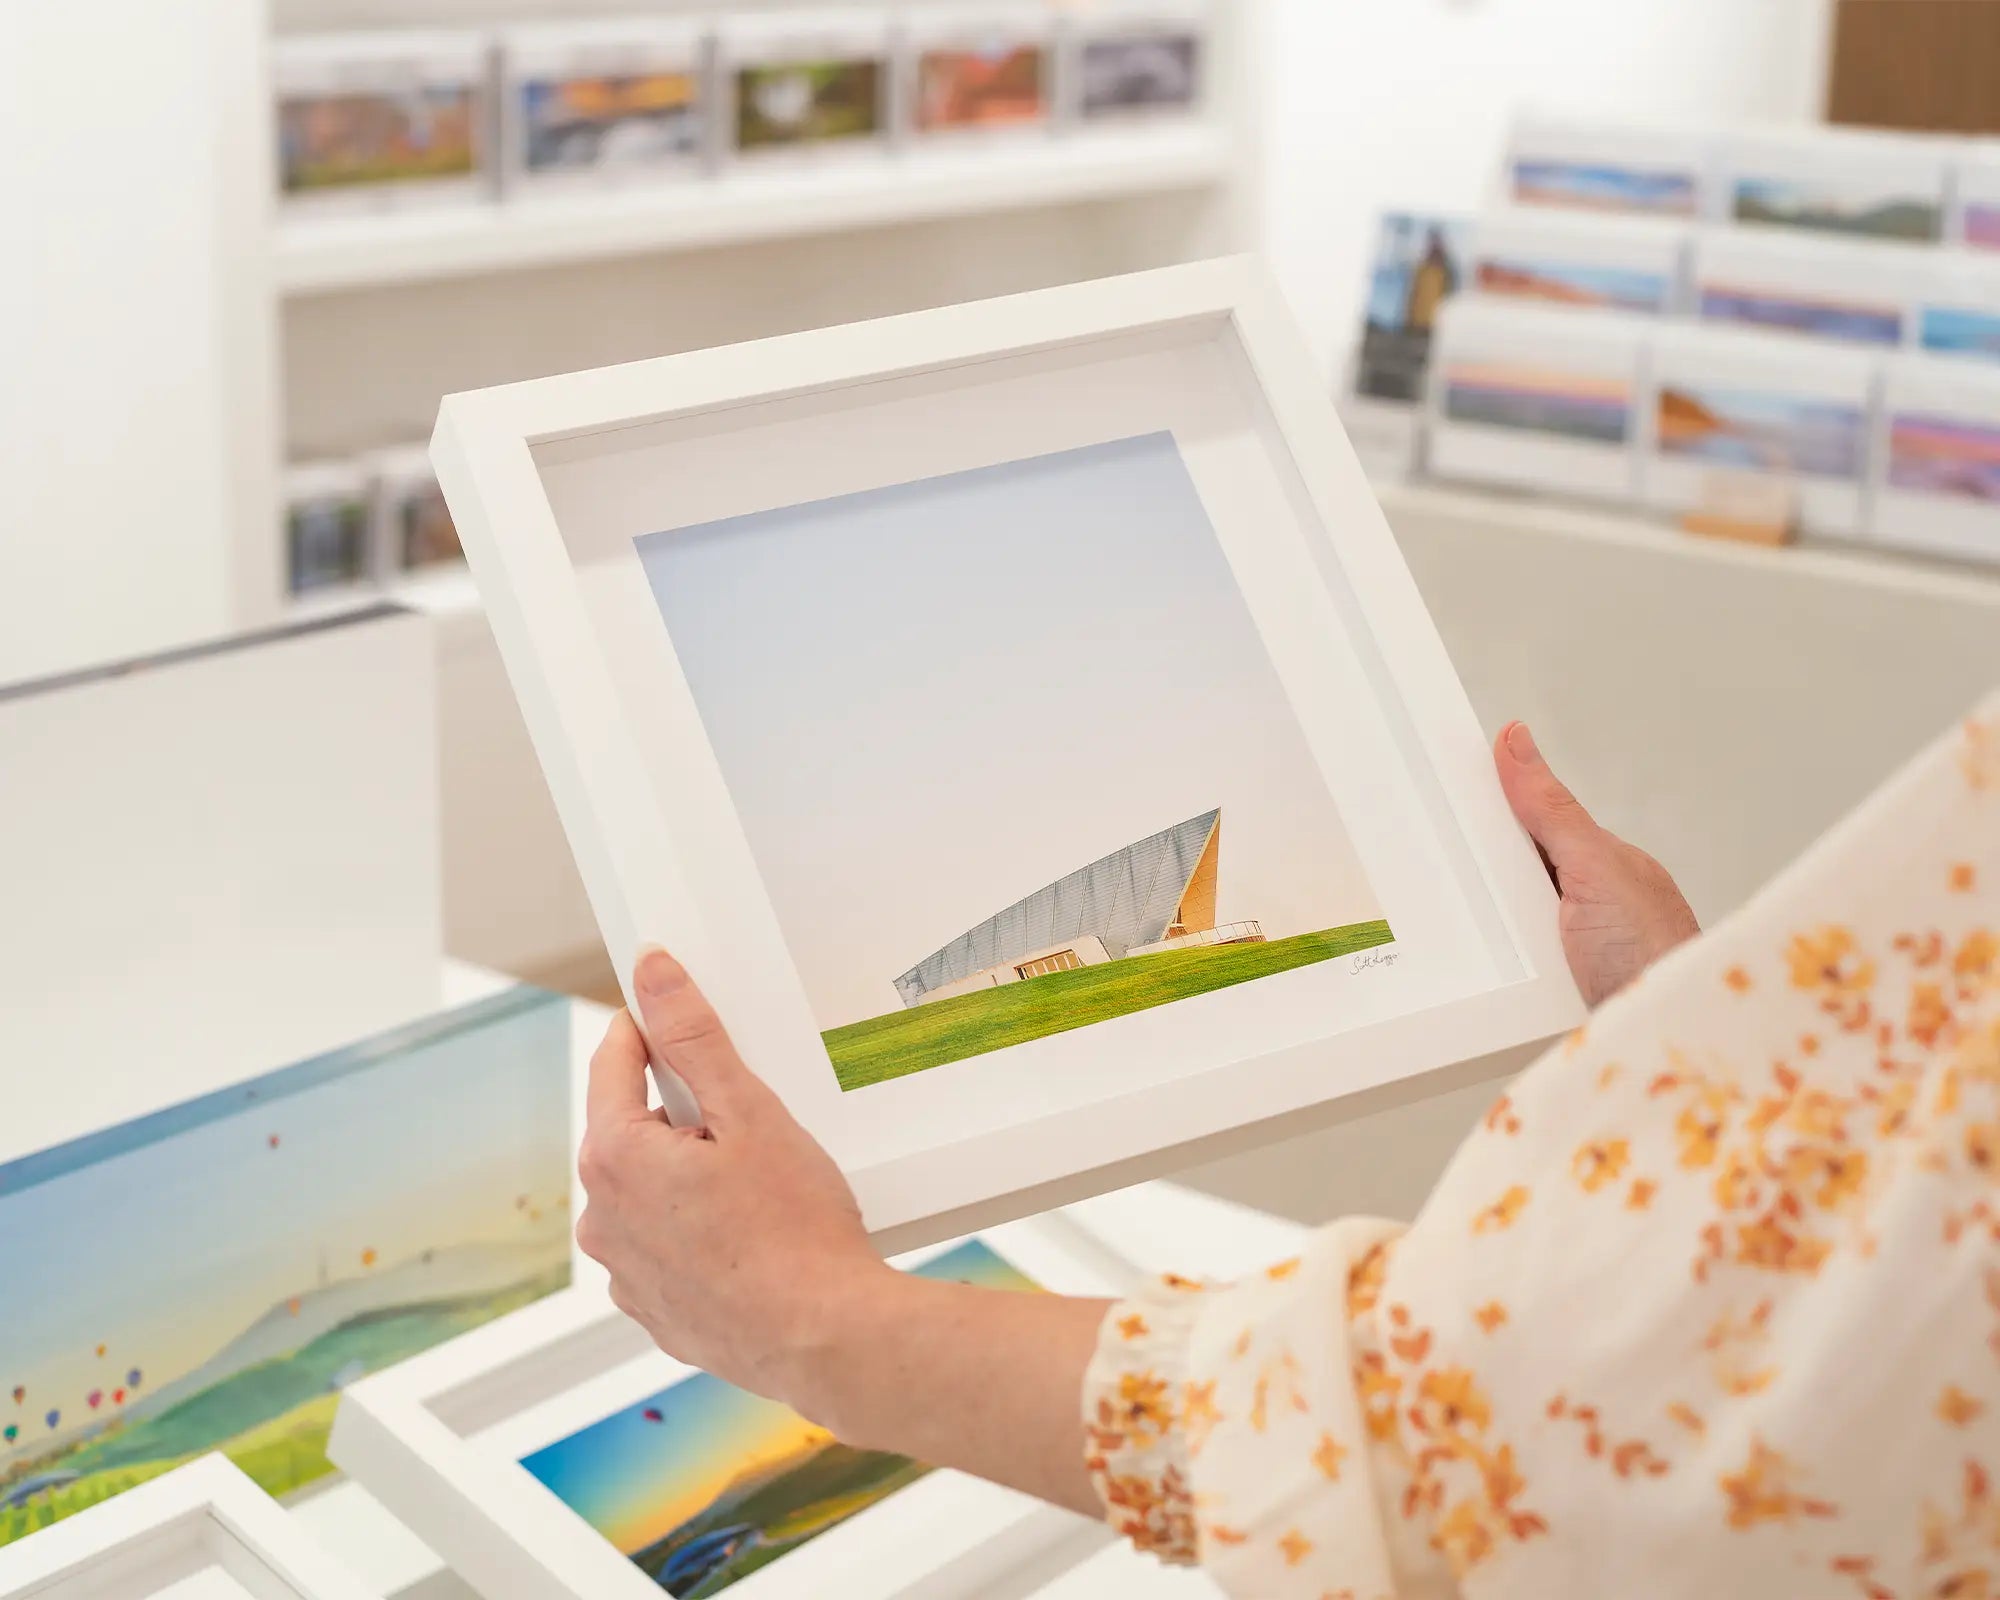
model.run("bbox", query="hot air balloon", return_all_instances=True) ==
[9,1386,21,1405]
[95,1345,106,1359]
[641,1407,664,1424]
[2,1424,16,1443]
[44,1410,59,1431]
[112,1388,126,1405]
[361,1248,378,1268]
[87,1390,103,1411]
[268,1134,281,1150]
[126,1369,142,1390]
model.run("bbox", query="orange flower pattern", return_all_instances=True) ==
[1084,694,2000,1596]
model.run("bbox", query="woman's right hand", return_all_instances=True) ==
[1494,721,1700,1007]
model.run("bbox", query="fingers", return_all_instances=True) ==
[585,1009,654,1133]
[1494,722,1601,875]
[632,946,758,1126]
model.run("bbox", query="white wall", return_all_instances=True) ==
[0,0,279,686]
[1257,0,1834,378]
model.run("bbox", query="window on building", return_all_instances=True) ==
[1017,949,1083,981]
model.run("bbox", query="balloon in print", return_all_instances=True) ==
[1,1424,15,1443]
[127,1369,142,1389]
[642,1407,664,1423]
[95,1345,106,1358]
[44,1410,58,1430]
[112,1388,126,1405]
[9,1386,21,1405]
[86,1390,103,1411]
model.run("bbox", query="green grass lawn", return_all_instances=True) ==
[823,920,1393,1091]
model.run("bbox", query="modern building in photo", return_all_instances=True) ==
[893,808,1266,1008]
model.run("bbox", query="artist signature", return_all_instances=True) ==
[1351,948,1400,975]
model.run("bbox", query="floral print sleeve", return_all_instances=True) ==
[1084,689,2000,1600]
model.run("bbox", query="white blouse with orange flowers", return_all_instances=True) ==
[1084,693,2000,1600]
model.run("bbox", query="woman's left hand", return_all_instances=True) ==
[576,947,894,1410]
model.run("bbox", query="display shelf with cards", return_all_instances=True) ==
[277,125,1231,297]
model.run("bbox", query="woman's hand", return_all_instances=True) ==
[576,948,892,1408]
[1495,721,1700,1007]
[576,948,1110,1513]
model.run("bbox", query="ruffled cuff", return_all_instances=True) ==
[1081,1278,1216,1565]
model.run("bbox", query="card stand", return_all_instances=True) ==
[1718,125,1952,248]
[496,19,713,198]
[1467,205,1693,318]
[1955,141,2000,255]
[898,2,1057,145]
[1067,0,1212,129]
[1690,226,1937,352]
[368,444,464,579]
[717,8,896,168]
[1500,112,1716,222]
[1867,352,2000,568]
[282,460,378,607]
[1426,297,1651,504]
[273,32,493,220]
[1915,253,2000,368]
[1642,321,1882,541]
[0,1458,377,1600]
[330,1222,1120,1600]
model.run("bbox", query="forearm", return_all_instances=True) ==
[781,1265,1112,1518]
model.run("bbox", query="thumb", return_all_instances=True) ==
[1494,722,1601,880]
[631,947,759,1128]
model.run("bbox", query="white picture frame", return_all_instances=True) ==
[1690,227,1934,352]
[497,19,713,197]
[1869,352,2000,567]
[1427,296,1651,504]
[430,256,1583,1247]
[1066,0,1211,127]
[328,1222,1120,1600]
[1718,125,1950,247]
[897,2,1056,144]
[1642,320,1882,539]
[1500,112,1715,221]
[1956,141,2000,254]
[273,31,493,219]
[0,1457,377,1600]
[1467,206,1692,317]
[717,8,895,166]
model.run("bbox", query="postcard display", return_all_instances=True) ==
[1874,355,2000,565]
[0,1457,378,1600]
[719,10,894,164]
[273,32,492,215]
[901,4,1055,140]
[331,1222,1120,1600]
[426,257,1582,1253]
[499,20,710,194]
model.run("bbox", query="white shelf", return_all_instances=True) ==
[277,128,1232,297]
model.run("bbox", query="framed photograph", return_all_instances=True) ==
[285,461,375,597]
[0,988,575,1551]
[719,10,892,161]
[0,1456,375,1600]
[1352,211,1470,405]
[427,257,1583,1245]
[1469,207,1689,316]
[498,20,710,195]
[1069,0,1208,124]
[901,4,1053,139]
[1720,127,1948,245]
[1869,353,2000,567]
[370,445,463,573]
[1691,229,1930,349]
[1957,143,2000,253]
[331,1222,1122,1600]
[1643,322,1879,539]
[1427,297,1650,503]
[1502,114,1713,219]
[1918,259,2000,368]
[273,31,491,218]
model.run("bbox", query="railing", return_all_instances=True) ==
[1125,921,1265,959]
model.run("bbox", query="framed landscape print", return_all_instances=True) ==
[1643,321,1879,539]
[1869,353,2000,567]
[1468,207,1690,317]
[903,4,1053,138]
[330,1221,1120,1600]
[0,989,574,1550]
[1502,115,1713,219]
[1426,296,1650,503]
[1691,229,1930,350]
[498,20,710,193]
[1719,127,1948,245]
[428,256,1584,1245]
[0,1457,376,1600]
[719,10,891,160]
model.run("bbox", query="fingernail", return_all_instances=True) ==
[1506,723,1540,764]
[636,946,679,997]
